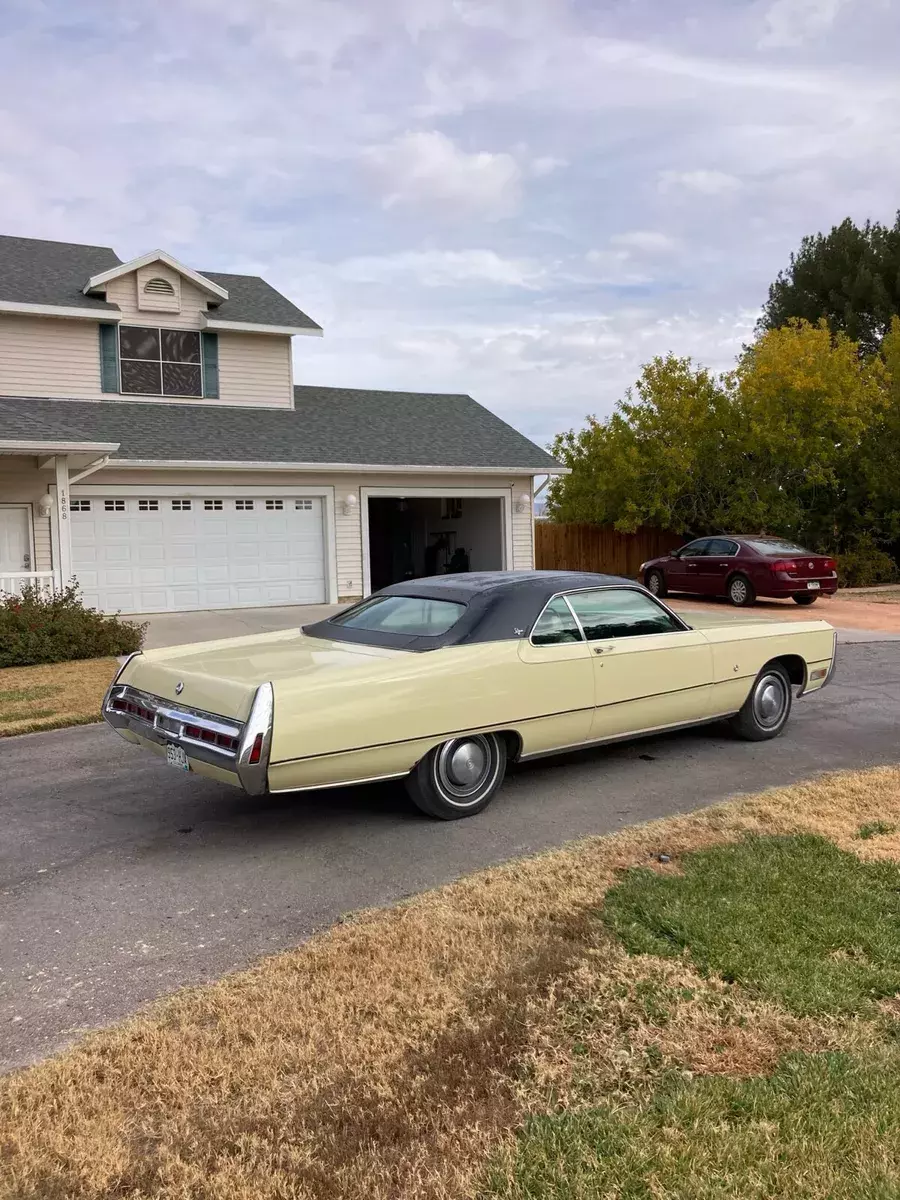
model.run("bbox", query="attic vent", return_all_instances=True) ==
[143,277,175,296]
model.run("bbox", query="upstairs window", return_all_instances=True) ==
[119,326,202,397]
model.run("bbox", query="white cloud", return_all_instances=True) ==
[610,230,679,253]
[658,169,743,195]
[760,0,851,47]
[363,130,522,219]
[335,248,545,288]
[529,155,567,177]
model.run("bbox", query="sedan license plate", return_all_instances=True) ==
[166,743,190,772]
[807,581,821,590]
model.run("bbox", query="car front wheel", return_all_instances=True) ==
[727,573,755,606]
[729,663,792,741]
[406,732,507,819]
[792,593,818,605]
[645,568,667,598]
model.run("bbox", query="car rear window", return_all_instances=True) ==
[743,538,813,556]
[331,595,466,636]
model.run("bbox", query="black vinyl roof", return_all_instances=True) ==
[304,570,651,651]
[0,391,560,470]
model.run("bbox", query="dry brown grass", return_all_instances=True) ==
[3,766,900,1199]
[0,657,118,736]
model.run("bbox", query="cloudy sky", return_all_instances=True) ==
[2,0,898,448]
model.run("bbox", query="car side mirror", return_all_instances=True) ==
[669,549,681,558]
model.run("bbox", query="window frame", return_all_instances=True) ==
[706,538,740,557]
[676,538,712,558]
[117,324,205,398]
[529,594,586,647]
[529,585,690,647]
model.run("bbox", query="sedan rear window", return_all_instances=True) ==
[743,538,812,556]
[331,595,465,636]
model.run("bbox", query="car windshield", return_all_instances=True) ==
[331,594,466,636]
[743,538,813,556]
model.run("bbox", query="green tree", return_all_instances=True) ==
[547,354,740,533]
[548,321,886,552]
[758,214,900,355]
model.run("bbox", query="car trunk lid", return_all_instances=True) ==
[118,628,407,721]
[766,553,836,581]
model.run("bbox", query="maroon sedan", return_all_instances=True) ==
[640,535,838,607]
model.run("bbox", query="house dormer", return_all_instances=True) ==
[0,236,322,409]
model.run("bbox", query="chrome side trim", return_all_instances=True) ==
[101,650,142,712]
[268,769,408,795]
[235,682,274,796]
[517,711,740,762]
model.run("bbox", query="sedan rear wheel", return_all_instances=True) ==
[406,732,507,820]
[727,573,755,607]
[645,568,667,598]
[730,663,792,741]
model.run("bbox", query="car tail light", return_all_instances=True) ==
[772,560,797,572]
[824,558,836,570]
[248,732,264,765]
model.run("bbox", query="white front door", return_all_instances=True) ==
[0,506,32,573]
[70,494,328,613]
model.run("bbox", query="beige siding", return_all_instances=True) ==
[512,478,534,572]
[67,469,538,601]
[0,315,105,400]
[0,457,53,573]
[105,271,208,330]
[218,333,293,407]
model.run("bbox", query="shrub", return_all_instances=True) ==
[0,583,146,668]
[835,534,900,589]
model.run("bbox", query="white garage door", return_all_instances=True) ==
[70,495,327,613]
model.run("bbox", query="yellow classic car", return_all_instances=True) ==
[102,571,837,819]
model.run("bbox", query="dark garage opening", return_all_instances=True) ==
[367,496,504,592]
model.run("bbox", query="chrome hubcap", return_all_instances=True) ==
[731,579,748,602]
[648,574,660,594]
[753,674,787,727]
[447,740,487,787]
[435,735,494,805]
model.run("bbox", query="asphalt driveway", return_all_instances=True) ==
[2,641,899,1073]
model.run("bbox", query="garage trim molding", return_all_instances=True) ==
[360,485,515,598]
[59,483,339,606]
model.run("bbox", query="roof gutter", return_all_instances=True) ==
[111,459,569,475]
[0,439,121,454]
[202,318,323,337]
[0,300,119,321]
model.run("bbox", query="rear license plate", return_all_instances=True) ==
[166,743,189,772]
[807,581,821,590]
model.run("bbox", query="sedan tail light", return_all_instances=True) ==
[824,558,836,570]
[772,560,798,572]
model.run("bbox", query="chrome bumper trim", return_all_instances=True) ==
[101,676,274,795]
[798,630,837,697]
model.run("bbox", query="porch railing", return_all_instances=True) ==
[0,572,56,598]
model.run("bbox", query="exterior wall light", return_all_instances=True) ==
[341,493,358,517]
[38,492,53,518]
[515,492,531,515]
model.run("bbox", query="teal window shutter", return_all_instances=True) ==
[98,323,119,393]
[201,332,219,398]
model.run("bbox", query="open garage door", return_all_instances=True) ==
[70,494,327,613]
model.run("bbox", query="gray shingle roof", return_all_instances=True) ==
[0,389,559,470]
[0,235,321,330]
[202,273,322,331]
[0,235,120,311]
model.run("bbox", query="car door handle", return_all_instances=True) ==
[593,645,616,655]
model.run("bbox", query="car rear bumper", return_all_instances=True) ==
[101,661,273,795]
[765,579,838,597]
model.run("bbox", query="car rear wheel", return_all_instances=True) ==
[792,593,818,605]
[645,568,667,598]
[727,573,755,606]
[729,663,792,741]
[406,733,507,820]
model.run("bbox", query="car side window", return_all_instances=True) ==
[531,596,584,646]
[566,589,684,641]
[707,538,738,556]
[679,539,710,557]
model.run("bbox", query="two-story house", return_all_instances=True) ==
[0,235,561,614]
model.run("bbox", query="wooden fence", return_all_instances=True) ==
[535,522,680,579]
